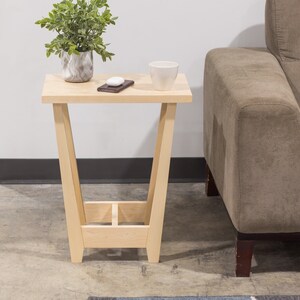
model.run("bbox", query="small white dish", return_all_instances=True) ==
[149,61,179,91]
[106,77,125,87]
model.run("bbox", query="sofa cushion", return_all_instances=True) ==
[265,0,300,105]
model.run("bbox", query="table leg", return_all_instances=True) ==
[145,103,177,262]
[53,104,85,263]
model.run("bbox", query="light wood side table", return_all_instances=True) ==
[42,73,192,263]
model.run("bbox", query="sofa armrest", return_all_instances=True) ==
[204,48,300,233]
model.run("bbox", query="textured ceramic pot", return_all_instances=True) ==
[61,51,93,83]
[149,61,179,91]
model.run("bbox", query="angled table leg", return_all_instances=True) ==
[53,104,85,263]
[145,103,177,262]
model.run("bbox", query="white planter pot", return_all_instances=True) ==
[61,51,93,83]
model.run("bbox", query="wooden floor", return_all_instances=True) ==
[0,183,300,299]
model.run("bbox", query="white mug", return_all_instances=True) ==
[149,61,179,91]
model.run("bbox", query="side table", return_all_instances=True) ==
[42,73,192,263]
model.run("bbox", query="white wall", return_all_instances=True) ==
[0,0,265,159]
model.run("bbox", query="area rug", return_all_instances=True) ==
[87,297,300,300]
[87,298,250,300]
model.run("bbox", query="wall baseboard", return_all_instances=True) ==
[0,158,205,184]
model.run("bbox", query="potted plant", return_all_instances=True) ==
[36,0,117,83]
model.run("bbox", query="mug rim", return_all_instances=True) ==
[149,61,179,68]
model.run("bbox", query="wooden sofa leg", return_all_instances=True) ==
[205,163,219,196]
[236,237,254,277]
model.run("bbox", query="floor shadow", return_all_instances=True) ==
[84,248,140,262]
[252,241,300,274]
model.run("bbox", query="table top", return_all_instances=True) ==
[42,73,192,104]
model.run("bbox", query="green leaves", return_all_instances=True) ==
[35,0,117,60]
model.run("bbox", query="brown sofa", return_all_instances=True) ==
[204,0,300,277]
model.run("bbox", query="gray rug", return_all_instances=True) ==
[88,297,300,300]
[256,298,300,300]
[88,298,251,300]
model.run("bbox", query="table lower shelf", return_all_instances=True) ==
[84,201,146,224]
[82,201,149,249]
[82,225,149,248]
